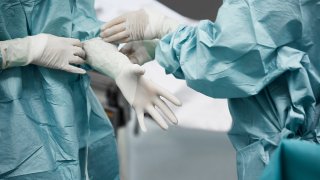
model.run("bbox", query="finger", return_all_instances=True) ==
[154,98,178,124]
[63,65,86,74]
[102,31,130,43]
[146,105,168,130]
[128,55,140,65]
[101,16,126,31]
[131,64,145,75]
[72,46,86,58]
[136,108,147,132]
[66,38,82,47]
[155,84,182,106]
[119,43,134,55]
[113,36,132,44]
[69,56,85,65]
[100,23,126,38]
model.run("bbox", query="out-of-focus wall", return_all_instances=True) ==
[157,0,222,20]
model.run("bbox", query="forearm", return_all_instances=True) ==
[71,0,104,40]
[155,0,302,98]
[0,36,46,70]
[83,38,130,79]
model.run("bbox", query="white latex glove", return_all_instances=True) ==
[83,38,182,131]
[120,40,159,65]
[100,9,179,43]
[0,34,86,74]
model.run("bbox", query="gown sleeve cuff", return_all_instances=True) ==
[155,25,194,79]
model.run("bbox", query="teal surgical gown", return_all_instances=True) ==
[0,0,119,179]
[155,0,320,179]
[261,140,320,180]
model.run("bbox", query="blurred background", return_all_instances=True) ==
[90,0,237,179]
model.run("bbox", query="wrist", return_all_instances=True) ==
[83,38,132,79]
[114,63,140,105]
[161,18,180,38]
[28,34,48,64]
[0,34,47,69]
[143,39,159,60]
[112,55,132,79]
[144,9,179,39]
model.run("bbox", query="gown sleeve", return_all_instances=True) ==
[71,0,104,40]
[155,0,303,98]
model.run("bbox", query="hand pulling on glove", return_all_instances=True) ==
[100,9,179,43]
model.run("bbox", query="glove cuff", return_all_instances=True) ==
[144,9,180,39]
[0,34,47,69]
[161,17,180,37]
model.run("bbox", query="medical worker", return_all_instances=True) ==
[0,0,180,179]
[100,0,320,179]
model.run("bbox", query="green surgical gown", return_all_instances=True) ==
[0,0,119,179]
[155,0,320,179]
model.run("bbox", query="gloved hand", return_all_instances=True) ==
[83,38,182,131]
[100,9,179,43]
[0,34,86,73]
[120,40,159,65]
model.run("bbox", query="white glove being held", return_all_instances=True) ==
[117,71,182,132]
[120,40,159,65]
[0,34,86,73]
[100,9,179,43]
[83,38,182,131]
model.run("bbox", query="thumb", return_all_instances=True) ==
[131,64,145,75]
[120,43,133,54]
[63,65,86,74]
[128,55,140,64]
[136,108,147,132]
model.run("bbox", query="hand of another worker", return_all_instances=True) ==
[120,40,159,65]
[0,34,86,73]
[100,9,179,43]
[83,38,182,131]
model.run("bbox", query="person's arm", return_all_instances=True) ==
[100,0,304,98]
[156,0,303,98]
[71,0,104,40]
[100,8,179,43]
[83,38,181,132]
[70,0,108,72]
[0,34,86,74]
